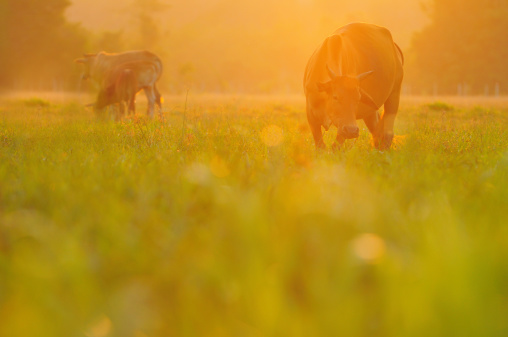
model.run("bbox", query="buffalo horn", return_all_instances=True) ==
[326,64,337,79]
[357,70,374,80]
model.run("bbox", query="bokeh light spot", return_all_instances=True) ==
[185,163,211,185]
[85,316,112,337]
[352,233,386,263]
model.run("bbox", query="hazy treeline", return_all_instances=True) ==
[0,0,162,91]
[409,0,508,95]
[0,0,86,90]
[1,0,507,94]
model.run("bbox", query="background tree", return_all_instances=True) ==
[92,31,126,53]
[409,0,508,94]
[128,0,169,52]
[0,0,87,90]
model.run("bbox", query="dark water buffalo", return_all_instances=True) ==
[75,50,163,117]
[304,23,404,150]
[95,68,138,119]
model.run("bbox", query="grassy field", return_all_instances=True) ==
[0,93,507,337]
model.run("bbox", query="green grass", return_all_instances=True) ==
[425,100,455,112]
[0,95,507,337]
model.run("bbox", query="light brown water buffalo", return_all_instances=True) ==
[304,23,404,150]
[75,50,163,117]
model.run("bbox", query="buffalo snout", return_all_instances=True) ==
[341,125,359,139]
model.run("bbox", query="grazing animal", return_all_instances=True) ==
[75,50,163,118]
[95,68,138,119]
[304,23,404,150]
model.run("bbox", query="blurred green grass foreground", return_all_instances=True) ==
[0,94,507,336]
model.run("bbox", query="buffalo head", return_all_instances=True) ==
[317,65,377,139]
[74,53,97,81]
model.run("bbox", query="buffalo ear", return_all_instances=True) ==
[317,81,331,93]
[360,88,378,110]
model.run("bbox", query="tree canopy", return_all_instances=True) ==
[409,0,508,94]
[0,0,86,90]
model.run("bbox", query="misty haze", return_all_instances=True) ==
[1,1,508,337]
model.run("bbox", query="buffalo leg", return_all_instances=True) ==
[364,110,385,148]
[376,90,400,150]
[154,85,162,110]
[309,123,325,149]
[128,95,136,115]
[331,133,345,151]
[363,110,380,135]
[117,102,126,121]
[307,103,326,149]
[376,113,395,150]
[143,86,156,118]
[307,119,325,150]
